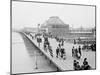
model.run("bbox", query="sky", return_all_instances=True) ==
[12,1,95,29]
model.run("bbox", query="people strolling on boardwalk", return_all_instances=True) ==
[55,43,66,60]
[25,31,94,71]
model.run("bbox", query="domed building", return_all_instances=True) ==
[41,16,69,37]
[40,16,95,44]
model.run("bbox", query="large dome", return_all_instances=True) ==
[46,16,65,25]
[40,16,69,37]
[41,16,67,27]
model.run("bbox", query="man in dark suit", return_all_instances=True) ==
[78,46,82,56]
[56,47,59,58]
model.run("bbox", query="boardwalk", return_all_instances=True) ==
[12,32,57,74]
[23,32,96,71]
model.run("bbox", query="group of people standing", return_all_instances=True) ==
[25,32,93,70]
[72,46,82,59]
[56,43,66,60]
[43,35,66,59]
[73,58,91,70]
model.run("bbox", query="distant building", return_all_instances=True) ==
[41,16,69,37]
[40,16,95,42]
[68,27,94,38]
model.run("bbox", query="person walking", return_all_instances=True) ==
[60,47,65,59]
[78,45,82,56]
[49,46,53,57]
[61,39,64,46]
[75,48,78,58]
[58,44,61,57]
[44,42,47,52]
[56,47,59,58]
[72,46,75,57]
[74,39,76,44]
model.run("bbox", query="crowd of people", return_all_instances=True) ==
[24,32,93,70]
[82,43,96,51]
[73,58,91,70]
[43,35,66,59]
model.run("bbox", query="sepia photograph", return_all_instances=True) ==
[11,0,96,74]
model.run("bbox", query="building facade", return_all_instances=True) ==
[40,16,95,40]
[41,16,69,37]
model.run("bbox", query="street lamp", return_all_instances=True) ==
[35,51,38,69]
[37,24,42,48]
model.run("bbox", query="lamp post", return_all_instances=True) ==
[35,51,38,69]
[37,24,41,48]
